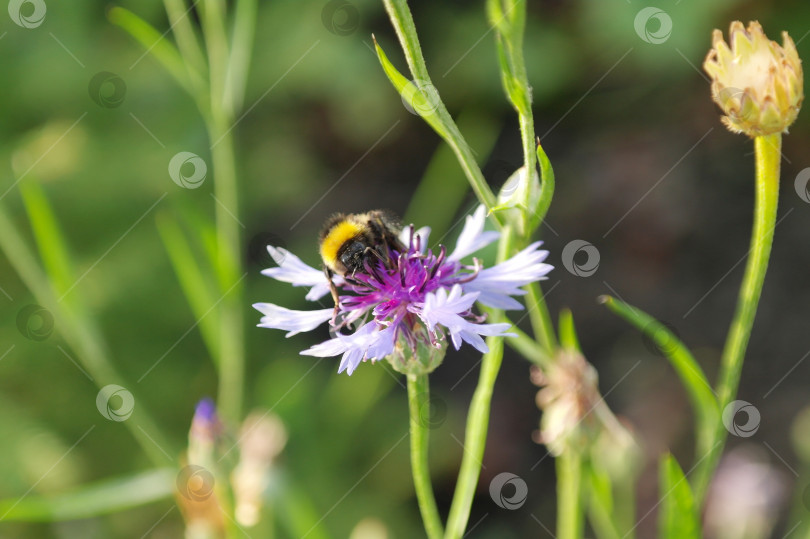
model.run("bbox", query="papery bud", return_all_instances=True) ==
[232,412,288,527]
[704,21,803,137]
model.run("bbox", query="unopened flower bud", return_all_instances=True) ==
[704,21,803,137]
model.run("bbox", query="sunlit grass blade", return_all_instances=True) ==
[18,181,76,303]
[558,308,581,352]
[586,466,621,539]
[658,454,700,539]
[225,0,257,112]
[598,296,719,471]
[156,211,221,364]
[0,468,175,521]
[108,6,206,101]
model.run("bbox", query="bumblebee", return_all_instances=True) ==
[319,210,404,317]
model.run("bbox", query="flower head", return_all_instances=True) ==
[254,206,553,375]
[704,21,803,137]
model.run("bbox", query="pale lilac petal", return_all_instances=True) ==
[448,205,500,261]
[420,285,480,331]
[400,225,431,253]
[253,303,332,337]
[260,246,342,301]
[300,322,390,376]
[463,241,553,309]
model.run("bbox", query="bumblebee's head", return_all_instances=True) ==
[319,214,370,275]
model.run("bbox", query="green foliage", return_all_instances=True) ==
[658,454,700,539]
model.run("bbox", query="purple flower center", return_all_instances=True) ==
[336,229,476,334]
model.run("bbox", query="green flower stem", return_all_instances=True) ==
[407,374,444,539]
[557,451,584,539]
[694,133,781,502]
[444,332,505,538]
[526,281,558,354]
[206,122,245,424]
[445,227,512,538]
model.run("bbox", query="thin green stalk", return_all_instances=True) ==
[206,123,245,423]
[526,281,558,354]
[694,133,781,502]
[444,227,512,538]
[407,374,444,539]
[557,451,584,539]
[381,0,499,217]
[444,332,505,539]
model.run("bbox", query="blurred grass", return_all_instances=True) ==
[1,0,809,537]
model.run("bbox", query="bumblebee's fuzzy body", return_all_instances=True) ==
[319,210,404,277]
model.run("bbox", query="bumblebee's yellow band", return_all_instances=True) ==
[320,221,363,267]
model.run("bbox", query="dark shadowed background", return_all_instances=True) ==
[2,0,810,537]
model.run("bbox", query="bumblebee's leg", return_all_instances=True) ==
[324,266,340,326]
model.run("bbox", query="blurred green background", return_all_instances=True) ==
[2,0,810,537]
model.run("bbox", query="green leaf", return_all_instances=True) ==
[658,454,700,539]
[586,466,622,539]
[373,37,450,140]
[529,141,555,232]
[599,296,719,474]
[558,308,581,352]
[18,182,77,303]
[108,6,205,100]
[156,212,221,364]
[0,468,175,521]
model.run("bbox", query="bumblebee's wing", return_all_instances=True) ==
[367,209,405,252]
